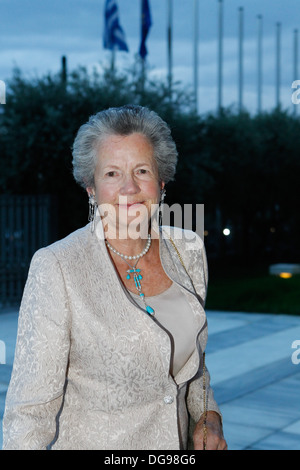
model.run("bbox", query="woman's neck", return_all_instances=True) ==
[103,217,160,257]
[105,236,150,257]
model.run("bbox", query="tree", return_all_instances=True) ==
[1,64,299,264]
[0,65,197,237]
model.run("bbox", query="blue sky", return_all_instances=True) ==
[1,0,299,114]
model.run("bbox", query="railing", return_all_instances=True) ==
[0,195,56,307]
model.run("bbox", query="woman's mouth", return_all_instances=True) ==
[117,202,144,208]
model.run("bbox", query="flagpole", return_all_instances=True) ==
[293,28,298,116]
[111,47,116,73]
[61,55,67,85]
[257,14,263,114]
[103,0,129,72]
[238,7,244,113]
[139,0,152,95]
[140,0,146,93]
[217,0,224,115]
[194,0,199,113]
[276,22,281,109]
[167,0,173,101]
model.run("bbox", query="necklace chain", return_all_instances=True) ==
[105,234,155,316]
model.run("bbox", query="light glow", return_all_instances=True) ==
[223,228,231,236]
[279,272,293,279]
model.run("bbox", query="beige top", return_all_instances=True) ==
[131,282,197,377]
[131,282,199,449]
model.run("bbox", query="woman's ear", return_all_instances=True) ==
[86,187,95,198]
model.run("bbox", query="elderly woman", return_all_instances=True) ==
[3,105,227,450]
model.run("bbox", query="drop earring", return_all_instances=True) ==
[159,188,166,226]
[88,194,97,233]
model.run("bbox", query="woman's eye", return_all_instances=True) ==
[106,171,117,177]
[138,169,147,174]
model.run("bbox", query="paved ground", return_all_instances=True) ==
[1,308,300,450]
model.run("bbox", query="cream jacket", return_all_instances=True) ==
[3,217,221,450]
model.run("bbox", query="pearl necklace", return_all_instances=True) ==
[105,234,151,261]
[105,234,155,316]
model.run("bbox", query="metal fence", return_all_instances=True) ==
[0,195,56,307]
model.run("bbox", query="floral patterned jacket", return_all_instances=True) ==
[3,217,221,450]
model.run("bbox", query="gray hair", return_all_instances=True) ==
[72,104,178,189]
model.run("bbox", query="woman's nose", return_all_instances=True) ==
[120,174,140,195]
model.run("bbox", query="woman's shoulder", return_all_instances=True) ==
[32,224,91,264]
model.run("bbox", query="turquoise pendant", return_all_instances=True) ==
[146,305,155,316]
[126,268,154,316]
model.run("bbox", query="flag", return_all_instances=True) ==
[139,0,152,59]
[104,0,129,52]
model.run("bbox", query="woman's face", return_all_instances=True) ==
[89,132,164,238]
